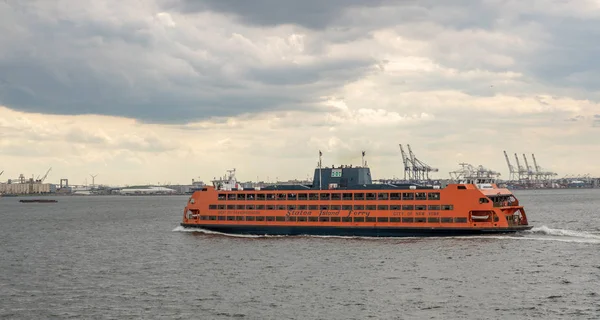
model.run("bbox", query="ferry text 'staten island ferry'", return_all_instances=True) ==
[181,156,532,237]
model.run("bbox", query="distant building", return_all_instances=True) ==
[0,183,54,194]
[117,186,177,195]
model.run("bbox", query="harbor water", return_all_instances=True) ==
[1,189,599,319]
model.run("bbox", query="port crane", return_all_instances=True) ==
[531,154,557,181]
[35,167,52,183]
[399,144,438,181]
[503,151,517,180]
[398,144,411,180]
[522,154,534,181]
[449,163,501,185]
[514,153,526,181]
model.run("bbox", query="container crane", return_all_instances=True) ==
[503,151,517,180]
[398,144,411,180]
[514,153,525,181]
[407,144,439,181]
[522,154,534,181]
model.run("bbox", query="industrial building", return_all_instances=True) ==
[0,168,55,195]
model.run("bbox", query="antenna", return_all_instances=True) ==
[361,151,366,167]
[318,150,323,190]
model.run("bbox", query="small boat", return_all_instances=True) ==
[19,199,58,203]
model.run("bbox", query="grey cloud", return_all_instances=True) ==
[565,115,584,122]
[594,114,600,118]
[2,0,600,124]
[162,0,402,29]
[0,1,377,123]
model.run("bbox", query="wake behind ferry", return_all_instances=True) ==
[181,155,532,237]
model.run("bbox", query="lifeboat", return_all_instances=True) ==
[470,211,492,220]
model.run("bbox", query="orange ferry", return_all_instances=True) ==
[181,160,532,237]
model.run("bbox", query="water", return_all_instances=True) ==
[1,190,599,319]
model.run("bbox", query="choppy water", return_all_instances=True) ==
[1,189,600,319]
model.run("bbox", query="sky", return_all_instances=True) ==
[1,0,599,186]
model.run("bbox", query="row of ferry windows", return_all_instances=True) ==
[198,215,467,223]
[217,192,440,201]
[208,204,454,211]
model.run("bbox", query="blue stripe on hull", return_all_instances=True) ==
[180,224,532,237]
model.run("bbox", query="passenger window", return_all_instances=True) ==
[415,193,427,200]
[428,192,440,200]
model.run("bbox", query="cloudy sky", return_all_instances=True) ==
[1,0,599,186]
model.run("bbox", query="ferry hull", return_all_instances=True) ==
[180,223,533,237]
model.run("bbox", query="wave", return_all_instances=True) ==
[527,225,600,240]
[171,226,286,238]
